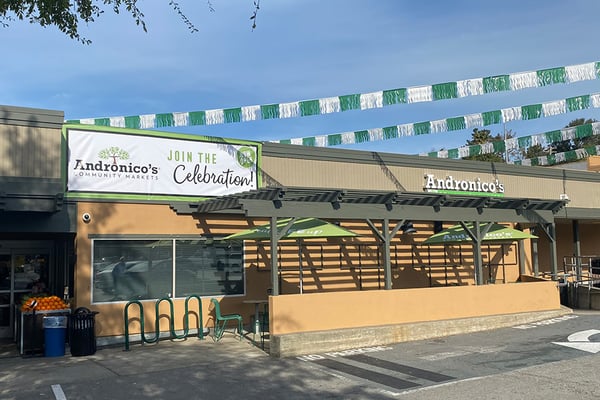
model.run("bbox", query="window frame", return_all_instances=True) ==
[90,236,245,304]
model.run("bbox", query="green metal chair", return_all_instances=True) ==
[210,298,243,341]
[260,303,269,350]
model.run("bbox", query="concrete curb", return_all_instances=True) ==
[271,307,573,357]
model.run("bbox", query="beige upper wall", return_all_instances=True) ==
[1,104,598,207]
[261,148,600,210]
[1,105,599,209]
[0,105,63,179]
[0,124,62,178]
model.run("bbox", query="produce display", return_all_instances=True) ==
[21,295,69,312]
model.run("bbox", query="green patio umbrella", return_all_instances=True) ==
[423,222,537,286]
[224,217,358,294]
[422,222,537,245]
[223,217,358,240]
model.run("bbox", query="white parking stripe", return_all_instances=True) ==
[393,376,485,396]
[51,384,67,400]
[513,315,578,329]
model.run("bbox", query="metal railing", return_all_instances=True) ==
[563,256,600,287]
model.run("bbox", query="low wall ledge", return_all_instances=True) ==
[270,307,572,358]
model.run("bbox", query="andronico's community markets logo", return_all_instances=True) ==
[67,128,259,197]
[74,146,158,179]
[72,146,159,179]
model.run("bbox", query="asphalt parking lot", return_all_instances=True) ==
[2,310,600,399]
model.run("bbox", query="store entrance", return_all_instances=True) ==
[0,242,52,339]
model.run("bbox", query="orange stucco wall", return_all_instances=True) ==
[74,202,270,337]
[269,281,560,335]
[74,201,562,340]
[530,221,600,275]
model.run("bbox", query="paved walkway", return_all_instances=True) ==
[2,327,600,399]
[1,334,289,399]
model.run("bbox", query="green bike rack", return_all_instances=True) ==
[124,300,159,351]
[155,297,176,339]
[124,295,204,351]
[184,295,204,340]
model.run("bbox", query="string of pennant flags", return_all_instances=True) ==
[425,121,600,165]
[65,59,600,167]
[66,61,600,131]
[513,144,600,167]
[276,92,600,147]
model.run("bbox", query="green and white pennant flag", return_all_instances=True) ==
[68,61,600,130]
[278,91,600,148]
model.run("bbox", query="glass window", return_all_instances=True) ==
[92,239,244,303]
[92,239,173,303]
[14,254,48,291]
[175,240,244,297]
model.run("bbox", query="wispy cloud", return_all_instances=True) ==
[3,0,600,154]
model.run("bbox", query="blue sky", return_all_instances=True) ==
[3,0,600,155]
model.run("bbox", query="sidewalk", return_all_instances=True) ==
[0,333,279,399]
[3,332,397,400]
[2,324,600,399]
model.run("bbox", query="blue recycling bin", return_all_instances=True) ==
[43,316,67,357]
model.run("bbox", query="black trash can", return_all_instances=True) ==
[69,307,99,356]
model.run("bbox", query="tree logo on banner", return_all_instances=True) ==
[98,146,130,165]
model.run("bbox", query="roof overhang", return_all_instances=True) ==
[185,186,566,224]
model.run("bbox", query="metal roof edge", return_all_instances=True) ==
[0,105,64,128]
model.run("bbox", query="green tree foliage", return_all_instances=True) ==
[522,144,548,159]
[547,118,599,154]
[462,128,514,162]
[550,139,574,153]
[0,1,261,44]
[569,118,600,149]
[515,118,599,162]
[1,1,150,44]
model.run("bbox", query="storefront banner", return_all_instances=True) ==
[67,129,258,197]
